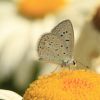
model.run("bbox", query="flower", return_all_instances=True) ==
[0,89,22,100]
[18,0,67,18]
[23,69,100,100]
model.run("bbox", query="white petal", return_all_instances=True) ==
[0,89,22,100]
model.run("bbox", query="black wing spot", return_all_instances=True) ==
[66,31,68,33]
[49,43,51,45]
[66,47,68,49]
[61,45,63,47]
[66,40,69,41]
[63,32,65,34]
[63,52,66,54]
[60,34,63,37]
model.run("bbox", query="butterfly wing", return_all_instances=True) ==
[38,33,69,65]
[51,20,74,60]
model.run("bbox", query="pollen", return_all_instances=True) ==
[23,69,100,100]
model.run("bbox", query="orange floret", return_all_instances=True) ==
[23,69,100,100]
[18,0,67,18]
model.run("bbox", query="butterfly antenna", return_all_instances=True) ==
[52,65,60,73]
[76,60,89,68]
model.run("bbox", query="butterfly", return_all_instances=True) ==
[37,19,77,69]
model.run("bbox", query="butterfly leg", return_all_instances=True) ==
[51,65,61,73]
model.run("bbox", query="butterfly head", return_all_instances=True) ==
[61,58,75,67]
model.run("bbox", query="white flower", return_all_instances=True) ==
[0,89,22,100]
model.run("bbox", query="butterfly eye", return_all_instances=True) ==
[73,61,76,65]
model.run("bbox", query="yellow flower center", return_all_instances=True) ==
[23,69,100,100]
[18,0,68,18]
